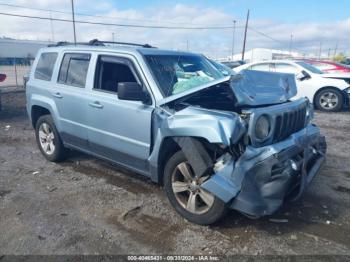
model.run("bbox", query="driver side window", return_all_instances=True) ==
[94,55,138,94]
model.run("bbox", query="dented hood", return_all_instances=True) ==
[158,70,297,107]
[232,70,297,106]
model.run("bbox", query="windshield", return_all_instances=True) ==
[296,61,324,74]
[209,59,235,76]
[144,54,224,97]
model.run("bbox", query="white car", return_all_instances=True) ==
[234,60,350,112]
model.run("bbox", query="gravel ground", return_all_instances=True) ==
[0,92,350,256]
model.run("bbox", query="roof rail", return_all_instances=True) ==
[47,39,155,48]
[88,39,155,48]
[47,41,88,47]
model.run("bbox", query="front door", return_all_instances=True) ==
[87,55,153,174]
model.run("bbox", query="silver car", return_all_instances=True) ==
[26,40,326,225]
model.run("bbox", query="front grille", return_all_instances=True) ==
[273,104,307,142]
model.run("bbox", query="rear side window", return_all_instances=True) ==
[250,63,272,72]
[34,52,58,81]
[273,63,299,74]
[58,53,91,88]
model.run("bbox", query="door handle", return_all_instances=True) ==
[52,92,63,98]
[89,101,103,109]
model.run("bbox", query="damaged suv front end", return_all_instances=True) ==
[201,98,326,217]
[143,53,327,223]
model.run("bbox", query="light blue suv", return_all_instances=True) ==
[26,40,326,225]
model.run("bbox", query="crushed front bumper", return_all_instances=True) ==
[201,123,326,217]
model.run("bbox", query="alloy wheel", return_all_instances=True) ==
[319,91,339,110]
[171,162,215,214]
[38,122,56,155]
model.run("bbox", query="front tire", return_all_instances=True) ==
[35,115,68,162]
[164,151,227,225]
[315,88,343,112]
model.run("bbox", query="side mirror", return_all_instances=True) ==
[117,82,150,104]
[296,70,311,81]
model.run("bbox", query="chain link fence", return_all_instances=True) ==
[0,57,33,110]
[0,58,33,89]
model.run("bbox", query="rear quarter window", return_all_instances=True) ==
[34,52,58,81]
[58,53,91,88]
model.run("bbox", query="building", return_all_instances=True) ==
[0,38,50,65]
[219,48,304,63]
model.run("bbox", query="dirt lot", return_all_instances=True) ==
[0,92,350,256]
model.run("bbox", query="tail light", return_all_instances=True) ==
[0,74,6,82]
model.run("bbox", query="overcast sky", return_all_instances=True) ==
[0,0,349,58]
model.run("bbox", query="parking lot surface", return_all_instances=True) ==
[0,92,350,255]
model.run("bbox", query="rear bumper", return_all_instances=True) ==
[201,124,326,217]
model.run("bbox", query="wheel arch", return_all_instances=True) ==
[31,105,52,128]
[29,94,61,130]
[156,136,218,185]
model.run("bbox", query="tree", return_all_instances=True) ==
[333,53,347,63]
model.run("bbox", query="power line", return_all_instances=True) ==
[0,11,238,30]
[0,2,234,27]
[248,26,309,55]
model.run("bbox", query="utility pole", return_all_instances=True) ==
[328,48,331,59]
[289,34,293,56]
[241,9,250,61]
[318,42,322,60]
[71,0,77,44]
[333,42,338,58]
[231,20,236,61]
[186,39,189,51]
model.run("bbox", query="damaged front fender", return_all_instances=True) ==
[148,106,247,182]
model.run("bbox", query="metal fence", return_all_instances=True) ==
[0,59,33,89]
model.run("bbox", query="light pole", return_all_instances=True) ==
[241,9,250,61]
[318,41,322,60]
[231,20,236,61]
[289,34,293,56]
[71,0,77,44]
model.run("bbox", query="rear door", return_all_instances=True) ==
[86,54,154,174]
[52,52,92,150]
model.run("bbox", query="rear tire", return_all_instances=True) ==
[35,115,68,162]
[315,88,343,112]
[164,151,227,225]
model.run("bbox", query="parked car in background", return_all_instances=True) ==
[26,40,326,225]
[302,59,350,74]
[222,60,245,69]
[208,59,235,76]
[0,73,6,82]
[234,60,350,112]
